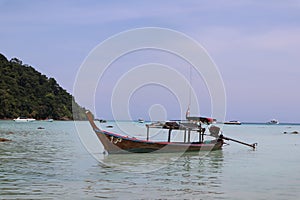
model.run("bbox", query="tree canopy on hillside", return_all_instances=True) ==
[0,53,86,120]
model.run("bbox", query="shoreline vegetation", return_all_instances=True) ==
[0,53,86,120]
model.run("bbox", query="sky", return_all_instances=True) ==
[1,0,300,122]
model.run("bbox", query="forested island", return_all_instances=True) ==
[0,53,86,120]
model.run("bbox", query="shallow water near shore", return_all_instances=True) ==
[1,120,300,199]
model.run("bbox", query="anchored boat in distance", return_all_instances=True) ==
[224,120,241,125]
[267,119,279,124]
[13,117,36,122]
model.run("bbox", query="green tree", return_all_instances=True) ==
[0,53,87,120]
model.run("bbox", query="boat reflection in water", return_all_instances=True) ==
[100,150,223,172]
[86,151,225,199]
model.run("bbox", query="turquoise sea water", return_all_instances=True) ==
[1,120,300,199]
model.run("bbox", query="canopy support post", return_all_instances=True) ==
[146,125,149,141]
[168,129,172,142]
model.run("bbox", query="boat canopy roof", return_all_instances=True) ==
[186,116,215,124]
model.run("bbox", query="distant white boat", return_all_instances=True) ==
[138,118,144,123]
[13,117,36,122]
[267,119,279,124]
[224,120,241,125]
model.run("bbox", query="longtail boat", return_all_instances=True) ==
[85,111,224,154]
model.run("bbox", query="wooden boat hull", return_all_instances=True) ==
[95,129,223,154]
[86,111,223,154]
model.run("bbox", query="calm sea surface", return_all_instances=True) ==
[1,120,300,199]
